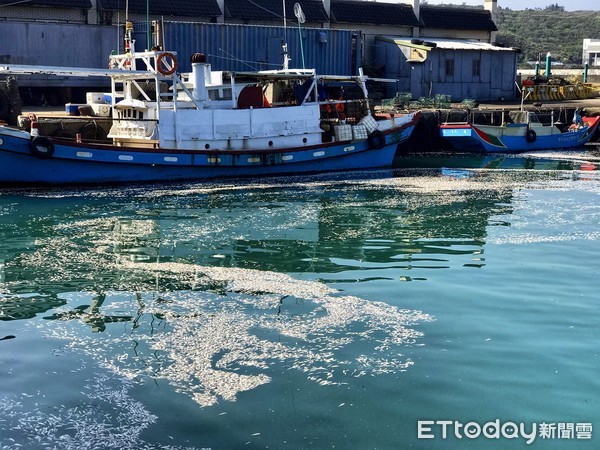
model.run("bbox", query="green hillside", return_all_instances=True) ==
[495,5,600,65]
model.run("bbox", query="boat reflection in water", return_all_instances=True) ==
[395,148,600,172]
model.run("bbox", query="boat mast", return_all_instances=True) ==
[121,0,135,70]
[282,0,290,70]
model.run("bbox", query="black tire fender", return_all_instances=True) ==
[367,130,386,149]
[0,91,10,121]
[29,136,55,159]
[526,129,537,143]
[79,122,108,142]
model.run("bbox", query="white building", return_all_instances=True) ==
[583,39,600,66]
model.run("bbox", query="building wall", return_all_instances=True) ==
[0,22,116,67]
[0,6,90,24]
[161,22,358,74]
[375,39,517,101]
[0,21,358,88]
[420,28,490,42]
[102,13,213,27]
[347,25,413,67]
[0,5,211,27]
[226,19,328,28]
[0,22,116,87]
[583,39,600,67]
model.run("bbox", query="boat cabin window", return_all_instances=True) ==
[208,88,232,101]
[117,109,144,120]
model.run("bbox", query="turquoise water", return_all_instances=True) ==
[1,151,600,449]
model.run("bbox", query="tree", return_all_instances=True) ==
[495,7,600,66]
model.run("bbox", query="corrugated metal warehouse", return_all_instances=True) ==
[0,21,359,89]
[151,22,359,75]
[375,37,519,101]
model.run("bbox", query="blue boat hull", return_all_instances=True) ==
[440,118,600,153]
[0,117,418,184]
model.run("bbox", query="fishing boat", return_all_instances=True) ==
[0,25,419,185]
[439,108,600,153]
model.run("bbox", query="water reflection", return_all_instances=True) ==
[1,156,599,447]
[44,292,134,332]
[0,294,65,321]
[0,170,523,308]
[102,181,513,276]
[0,169,517,415]
[395,148,600,172]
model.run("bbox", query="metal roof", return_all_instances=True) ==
[420,5,497,32]
[379,37,516,52]
[0,64,157,80]
[330,0,419,27]
[225,0,329,22]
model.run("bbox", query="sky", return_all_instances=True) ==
[421,0,599,11]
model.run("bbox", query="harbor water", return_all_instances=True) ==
[1,150,600,449]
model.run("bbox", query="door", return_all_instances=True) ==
[410,63,425,99]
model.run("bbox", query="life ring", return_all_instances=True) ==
[29,136,55,159]
[367,130,385,149]
[156,52,178,76]
[526,129,537,143]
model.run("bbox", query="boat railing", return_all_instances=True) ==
[439,109,469,125]
[109,51,164,72]
[318,98,370,124]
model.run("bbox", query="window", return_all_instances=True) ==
[472,59,481,77]
[445,59,454,77]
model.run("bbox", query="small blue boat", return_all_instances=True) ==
[440,109,600,153]
[0,29,419,185]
